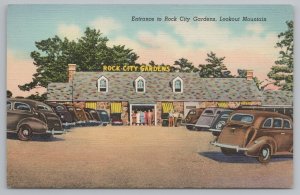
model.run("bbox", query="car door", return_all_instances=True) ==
[7,102,33,131]
[279,119,293,152]
[271,118,291,152]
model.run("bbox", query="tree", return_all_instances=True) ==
[26,92,47,101]
[267,21,293,91]
[19,27,139,91]
[7,90,12,98]
[198,52,232,78]
[173,58,199,73]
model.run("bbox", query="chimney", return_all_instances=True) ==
[68,64,76,82]
[246,70,253,80]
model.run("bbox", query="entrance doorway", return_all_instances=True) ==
[129,104,156,126]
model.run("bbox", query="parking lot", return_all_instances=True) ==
[7,126,293,188]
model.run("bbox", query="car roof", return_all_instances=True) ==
[231,109,291,120]
[8,98,47,107]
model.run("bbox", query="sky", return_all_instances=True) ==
[7,5,293,96]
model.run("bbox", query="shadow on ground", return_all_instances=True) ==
[199,151,293,164]
[7,133,65,142]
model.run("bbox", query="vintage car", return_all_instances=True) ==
[209,110,233,136]
[111,114,123,126]
[96,110,110,126]
[185,108,204,130]
[65,105,88,126]
[46,102,76,128]
[84,108,102,126]
[211,110,293,163]
[7,98,64,141]
[194,108,230,130]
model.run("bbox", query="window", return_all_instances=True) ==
[220,114,230,119]
[262,118,272,128]
[97,76,108,92]
[204,110,214,115]
[283,119,292,129]
[56,105,65,111]
[14,102,31,112]
[135,76,146,93]
[37,104,52,111]
[231,114,254,123]
[273,118,283,128]
[173,77,183,93]
[7,101,12,110]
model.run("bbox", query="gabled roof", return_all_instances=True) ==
[47,72,263,102]
[262,90,293,106]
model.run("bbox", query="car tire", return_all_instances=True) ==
[186,125,193,130]
[257,144,271,163]
[221,148,236,156]
[17,125,32,141]
[103,123,108,126]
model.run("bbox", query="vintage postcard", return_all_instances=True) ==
[7,5,293,188]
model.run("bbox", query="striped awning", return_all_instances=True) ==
[162,102,174,113]
[111,102,122,113]
[85,102,97,109]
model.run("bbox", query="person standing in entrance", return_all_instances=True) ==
[136,110,140,126]
[132,110,137,126]
[140,111,145,125]
[168,109,174,127]
[173,110,179,127]
[147,110,153,126]
[144,110,148,126]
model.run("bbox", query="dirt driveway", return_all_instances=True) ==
[7,126,293,188]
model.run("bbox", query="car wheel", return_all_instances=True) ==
[17,125,32,141]
[103,123,108,126]
[186,125,193,130]
[221,148,236,155]
[257,144,271,163]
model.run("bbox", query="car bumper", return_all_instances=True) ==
[211,141,248,152]
[46,129,65,135]
[208,128,221,132]
[62,122,76,128]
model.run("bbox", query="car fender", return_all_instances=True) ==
[17,117,48,133]
[245,136,277,157]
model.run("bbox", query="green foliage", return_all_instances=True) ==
[7,90,12,98]
[173,58,199,73]
[26,92,47,101]
[19,27,139,91]
[268,21,293,91]
[198,52,232,78]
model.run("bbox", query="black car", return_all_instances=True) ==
[96,110,110,126]
[46,102,75,129]
[209,110,233,136]
[7,98,64,141]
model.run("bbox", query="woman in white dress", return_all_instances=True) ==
[136,110,140,125]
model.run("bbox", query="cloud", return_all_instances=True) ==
[7,49,46,97]
[246,23,265,34]
[57,24,82,40]
[109,22,279,82]
[90,17,122,35]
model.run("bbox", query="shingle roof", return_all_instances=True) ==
[47,72,263,102]
[262,90,293,106]
[47,83,72,101]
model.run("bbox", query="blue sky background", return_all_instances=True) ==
[7,5,293,96]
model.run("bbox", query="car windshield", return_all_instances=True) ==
[37,104,52,111]
[220,114,229,119]
[231,114,254,123]
[203,110,214,115]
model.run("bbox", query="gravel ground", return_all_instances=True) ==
[7,126,293,188]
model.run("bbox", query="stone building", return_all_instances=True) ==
[47,64,263,125]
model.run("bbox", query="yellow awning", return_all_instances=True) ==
[111,102,122,113]
[162,102,174,113]
[85,102,97,109]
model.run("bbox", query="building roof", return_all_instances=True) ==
[47,72,263,102]
[262,90,293,106]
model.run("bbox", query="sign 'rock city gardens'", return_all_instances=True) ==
[102,65,171,72]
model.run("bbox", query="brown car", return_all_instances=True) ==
[7,98,64,141]
[185,108,204,130]
[211,110,293,163]
[65,105,88,126]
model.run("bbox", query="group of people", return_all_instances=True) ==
[132,110,153,126]
[168,109,183,127]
